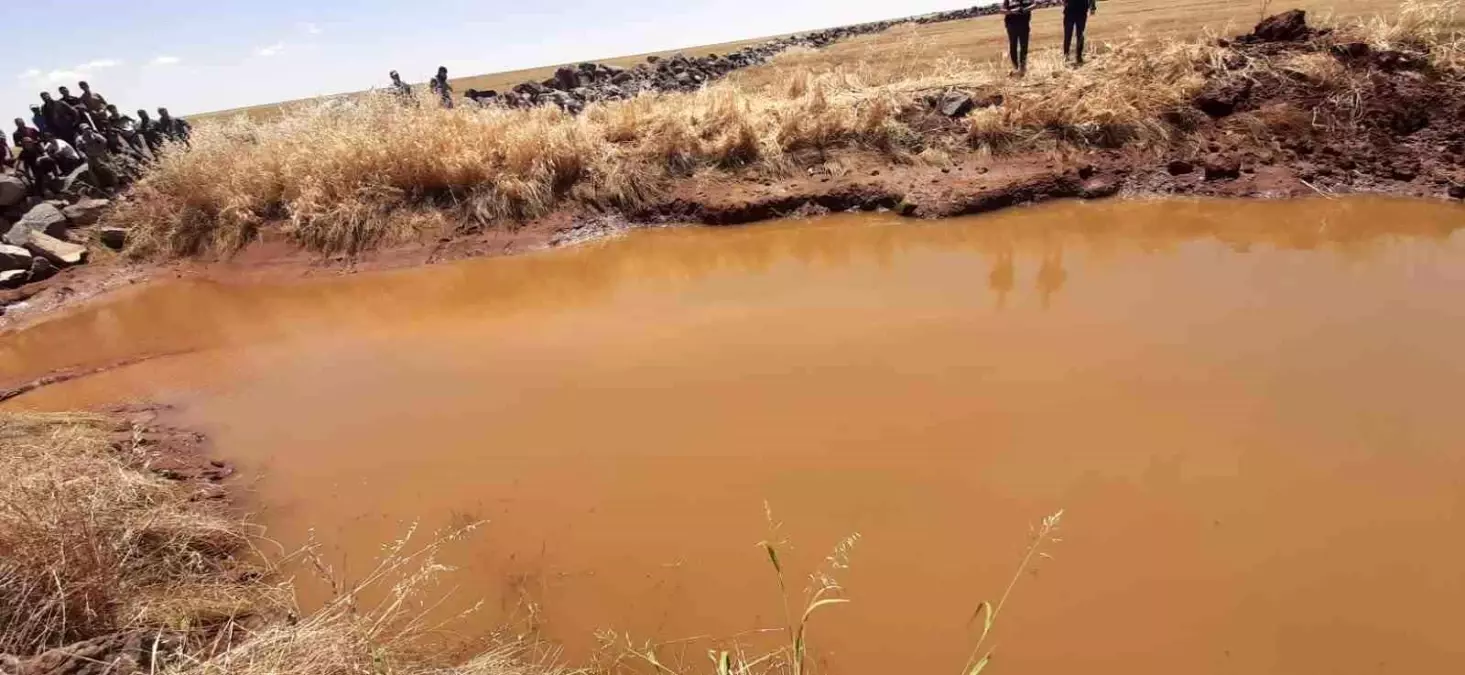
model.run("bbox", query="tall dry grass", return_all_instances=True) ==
[108,3,1464,258]
[0,412,277,654]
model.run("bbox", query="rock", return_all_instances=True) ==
[19,203,69,238]
[0,243,32,271]
[1167,159,1195,175]
[61,165,95,195]
[62,198,110,226]
[0,268,25,289]
[938,91,975,118]
[1330,41,1371,61]
[1079,175,1121,199]
[99,226,128,250]
[28,255,56,282]
[1448,184,1465,200]
[23,230,87,266]
[553,66,581,91]
[1203,155,1242,181]
[3,221,30,247]
[1251,10,1310,43]
[0,175,25,207]
[1194,78,1252,118]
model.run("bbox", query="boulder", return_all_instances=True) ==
[62,198,111,226]
[61,164,96,195]
[553,66,581,91]
[99,226,128,250]
[19,203,69,238]
[0,175,25,207]
[938,91,976,118]
[0,268,26,289]
[1251,10,1310,43]
[23,230,87,266]
[0,243,32,271]
[3,221,30,247]
[1203,155,1242,181]
[1167,159,1195,175]
[1194,78,1252,118]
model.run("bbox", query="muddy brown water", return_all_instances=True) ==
[4,197,1465,674]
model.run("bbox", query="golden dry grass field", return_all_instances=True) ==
[730,0,1420,87]
[196,0,1414,121]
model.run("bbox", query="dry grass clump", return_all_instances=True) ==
[108,3,1464,259]
[0,412,553,675]
[0,412,276,654]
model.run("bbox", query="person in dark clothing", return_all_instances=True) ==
[13,118,41,148]
[429,66,454,108]
[157,108,192,146]
[18,138,60,196]
[1002,0,1034,75]
[388,70,414,102]
[29,105,48,135]
[1064,0,1098,65]
[39,92,82,143]
[57,86,94,127]
[137,109,165,153]
[105,105,150,159]
[79,81,109,122]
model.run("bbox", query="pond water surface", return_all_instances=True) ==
[3,197,1465,675]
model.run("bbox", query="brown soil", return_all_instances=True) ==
[3,11,1462,327]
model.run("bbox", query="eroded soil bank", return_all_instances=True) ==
[4,197,1465,675]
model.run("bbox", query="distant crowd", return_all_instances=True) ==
[2,81,192,198]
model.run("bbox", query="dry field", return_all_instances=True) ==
[731,0,1420,87]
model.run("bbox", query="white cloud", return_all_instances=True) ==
[256,43,286,57]
[79,59,121,70]
[45,70,86,83]
[151,55,181,66]
[299,22,322,35]
[17,68,40,80]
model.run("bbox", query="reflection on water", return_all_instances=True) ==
[3,197,1465,675]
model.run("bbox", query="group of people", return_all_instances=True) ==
[1002,0,1099,74]
[389,67,456,108]
[2,81,193,197]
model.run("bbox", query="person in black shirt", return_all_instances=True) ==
[137,109,165,153]
[1001,0,1034,75]
[39,92,82,144]
[157,108,192,146]
[1064,0,1098,65]
[17,137,60,197]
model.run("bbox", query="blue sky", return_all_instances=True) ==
[9,0,989,119]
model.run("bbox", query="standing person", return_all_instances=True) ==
[29,104,48,135]
[78,81,109,120]
[429,66,453,108]
[157,108,192,146]
[137,109,165,154]
[40,92,82,143]
[1064,0,1098,66]
[57,86,94,127]
[1002,0,1034,76]
[388,70,414,102]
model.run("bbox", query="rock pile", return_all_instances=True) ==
[475,1,1064,114]
[0,189,117,289]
